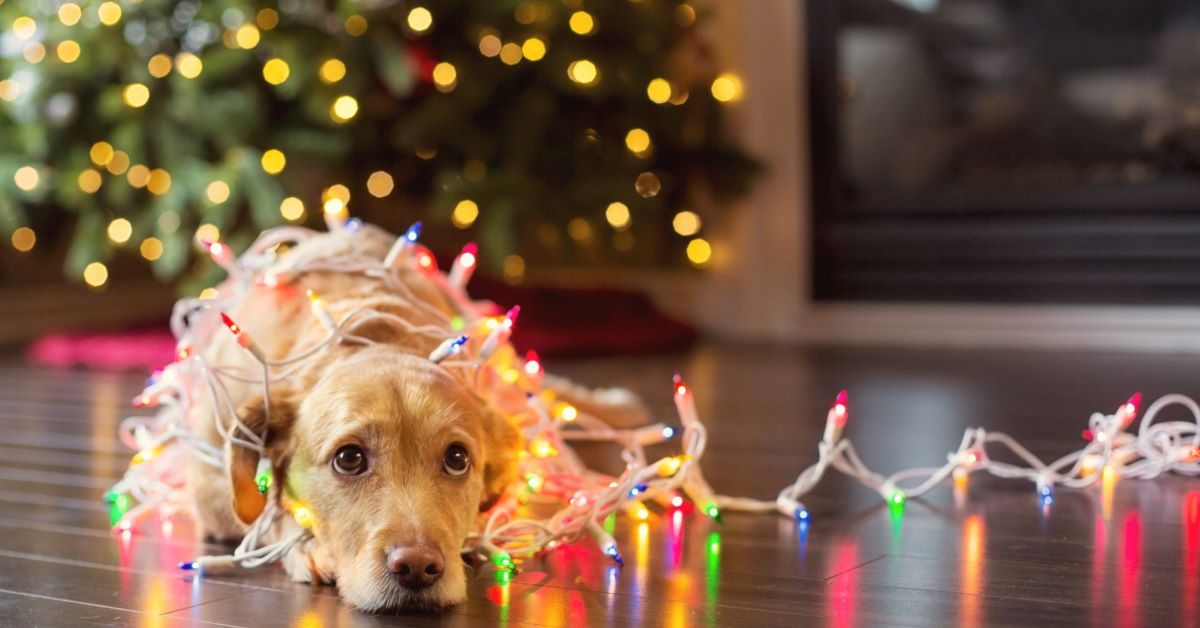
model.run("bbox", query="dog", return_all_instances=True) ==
[186,228,650,610]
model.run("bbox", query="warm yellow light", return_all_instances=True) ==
[106,151,130,175]
[647,78,671,104]
[479,33,502,57]
[90,142,114,166]
[83,262,109,288]
[569,11,595,35]
[499,42,522,66]
[559,405,577,422]
[256,8,279,30]
[323,184,351,204]
[123,83,150,108]
[318,59,346,85]
[366,171,394,197]
[12,17,36,40]
[522,38,546,61]
[146,169,172,195]
[140,237,164,261]
[451,200,479,228]
[195,223,220,244]
[107,218,132,244]
[686,238,712,267]
[407,7,433,32]
[567,218,593,242]
[199,287,219,300]
[344,15,367,36]
[432,62,457,91]
[205,180,230,204]
[77,169,102,194]
[235,24,261,49]
[97,2,122,26]
[331,95,358,122]
[635,171,661,198]
[0,80,20,102]
[625,128,651,155]
[531,439,558,458]
[24,43,46,64]
[279,197,305,221]
[503,254,525,282]
[262,58,290,85]
[605,202,631,230]
[175,52,203,78]
[58,4,82,26]
[567,59,598,85]
[293,505,316,528]
[147,54,172,78]
[126,164,150,188]
[13,166,38,191]
[672,210,701,236]
[711,72,744,102]
[323,198,345,216]
[261,149,286,174]
[56,40,81,63]
[11,227,36,253]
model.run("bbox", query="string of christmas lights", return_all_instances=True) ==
[107,211,1200,578]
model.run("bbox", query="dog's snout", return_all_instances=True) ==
[387,545,445,589]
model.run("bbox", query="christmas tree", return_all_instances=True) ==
[0,0,757,289]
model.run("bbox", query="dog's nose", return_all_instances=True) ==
[387,545,445,589]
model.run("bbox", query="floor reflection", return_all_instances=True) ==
[828,537,859,628]
[960,514,984,628]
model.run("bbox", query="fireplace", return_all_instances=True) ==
[809,0,1200,304]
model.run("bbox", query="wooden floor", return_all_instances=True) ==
[2,343,1199,627]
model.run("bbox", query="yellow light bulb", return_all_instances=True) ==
[97,2,122,26]
[432,62,457,92]
[195,223,220,244]
[319,59,346,84]
[0,80,21,102]
[279,197,305,221]
[672,210,702,236]
[77,169,103,194]
[107,218,132,244]
[122,83,150,108]
[12,17,36,40]
[261,149,286,174]
[323,184,351,203]
[366,171,394,198]
[175,53,203,79]
[567,60,598,85]
[262,58,290,85]
[647,78,671,104]
[205,181,231,204]
[140,237,164,261]
[11,227,36,253]
[148,54,172,78]
[256,8,279,30]
[559,405,578,422]
[146,169,172,195]
[605,202,631,230]
[711,72,744,102]
[56,40,81,63]
[58,4,82,26]
[235,24,261,49]
[90,142,114,166]
[522,38,547,62]
[479,33,502,58]
[407,7,433,32]
[331,95,358,122]
[625,128,651,155]
[83,262,109,288]
[499,42,522,66]
[569,11,595,35]
[126,165,150,188]
[686,238,712,267]
[451,200,479,228]
[13,166,39,191]
[106,151,130,175]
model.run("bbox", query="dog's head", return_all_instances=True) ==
[227,347,519,610]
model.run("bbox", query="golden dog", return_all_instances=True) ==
[187,229,648,610]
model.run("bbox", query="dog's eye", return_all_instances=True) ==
[443,443,470,476]
[332,445,368,476]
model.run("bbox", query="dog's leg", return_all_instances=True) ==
[541,374,653,429]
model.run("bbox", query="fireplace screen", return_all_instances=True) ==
[810,0,1200,304]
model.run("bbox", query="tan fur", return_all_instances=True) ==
[187,229,647,610]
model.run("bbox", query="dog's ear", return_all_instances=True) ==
[227,391,298,526]
[479,404,521,510]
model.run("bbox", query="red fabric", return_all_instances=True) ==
[25,282,694,370]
